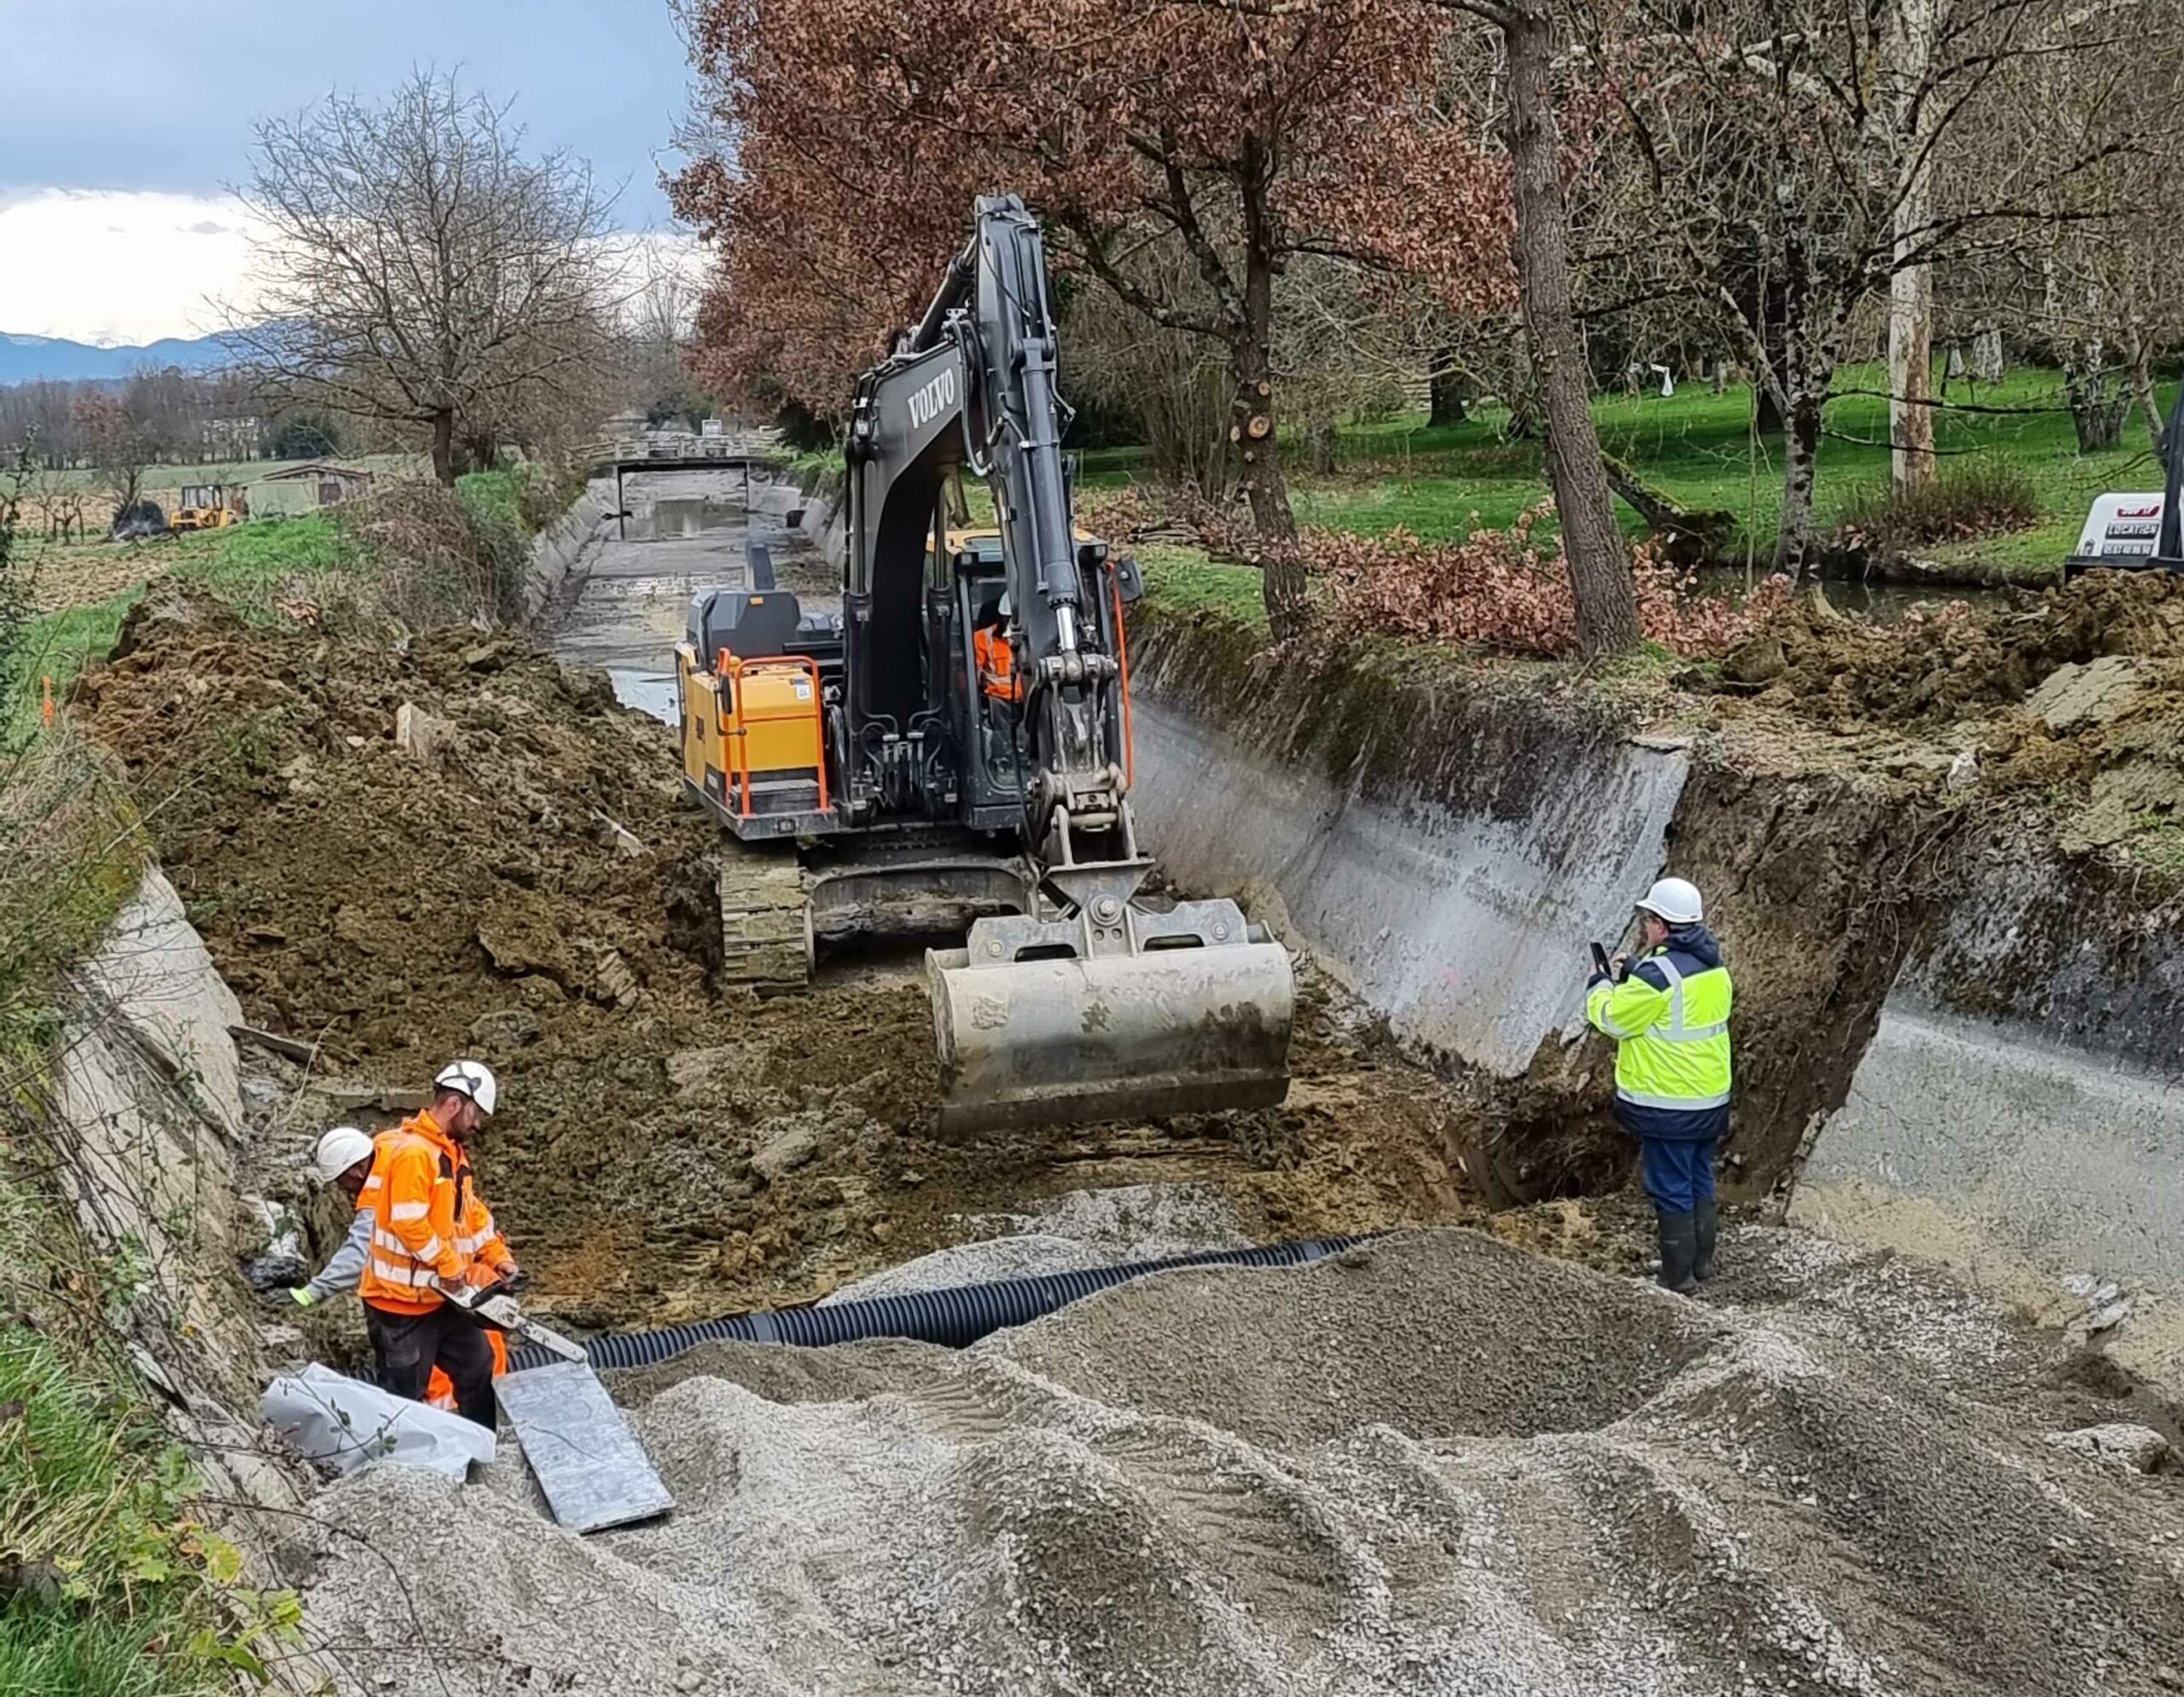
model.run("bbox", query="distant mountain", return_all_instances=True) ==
[0,330,248,386]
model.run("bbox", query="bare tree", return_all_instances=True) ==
[231,71,624,485]
[1964,1,2184,453]
[623,240,712,428]
[1066,247,1241,499]
[71,392,156,523]
[1577,0,2153,578]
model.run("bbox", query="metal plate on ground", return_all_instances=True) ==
[497,1363,674,1534]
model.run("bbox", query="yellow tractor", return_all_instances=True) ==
[169,484,249,533]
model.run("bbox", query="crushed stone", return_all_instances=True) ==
[291,1227,2184,1695]
[822,1185,1252,1304]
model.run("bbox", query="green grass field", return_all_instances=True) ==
[11,468,531,723]
[33,450,421,497]
[1079,363,2176,580]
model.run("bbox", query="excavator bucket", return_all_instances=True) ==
[927,893,1294,1136]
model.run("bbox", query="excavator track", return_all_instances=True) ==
[714,852,813,991]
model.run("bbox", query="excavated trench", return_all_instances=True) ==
[74,469,2184,1361]
[67,474,2184,1695]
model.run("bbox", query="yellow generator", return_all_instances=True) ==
[170,484,249,532]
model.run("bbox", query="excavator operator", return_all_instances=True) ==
[973,591,1025,704]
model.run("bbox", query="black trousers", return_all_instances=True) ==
[365,1302,497,1429]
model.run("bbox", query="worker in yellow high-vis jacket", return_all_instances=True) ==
[1585,877,1733,1294]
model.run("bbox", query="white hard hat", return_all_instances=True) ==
[1635,876,1704,925]
[434,1059,499,1118]
[997,590,1012,619]
[310,1125,375,1186]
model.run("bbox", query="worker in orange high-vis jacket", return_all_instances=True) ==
[358,1060,519,1428]
[288,1125,508,1409]
[973,593,1025,704]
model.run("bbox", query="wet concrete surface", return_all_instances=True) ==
[548,465,834,722]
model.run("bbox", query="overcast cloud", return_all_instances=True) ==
[0,0,691,345]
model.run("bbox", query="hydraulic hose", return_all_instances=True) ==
[509,1235,1367,1374]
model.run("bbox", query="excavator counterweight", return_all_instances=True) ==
[677,194,1294,1132]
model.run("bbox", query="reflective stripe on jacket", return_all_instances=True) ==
[1585,930,1734,1141]
[357,1109,509,1314]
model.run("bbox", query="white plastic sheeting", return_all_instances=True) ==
[262,1363,496,1479]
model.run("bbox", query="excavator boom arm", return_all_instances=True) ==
[848,195,1130,854]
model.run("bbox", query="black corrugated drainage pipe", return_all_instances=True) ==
[510,1235,1368,1373]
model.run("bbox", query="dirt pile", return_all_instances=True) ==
[288,1227,2184,1696]
[74,595,1479,1327]
[1711,572,2184,867]
[1718,571,2184,727]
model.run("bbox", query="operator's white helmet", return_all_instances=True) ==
[310,1125,375,1186]
[1635,876,1704,925]
[434,1059,499,1118]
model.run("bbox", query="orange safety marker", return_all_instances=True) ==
[40,676,53,728]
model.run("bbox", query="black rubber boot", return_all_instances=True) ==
[1656,1212,1699,1295]
[1693,1200,1718,1281]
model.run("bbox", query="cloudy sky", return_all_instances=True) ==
[0,0,693,346]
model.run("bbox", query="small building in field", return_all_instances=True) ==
[253,462,376,515]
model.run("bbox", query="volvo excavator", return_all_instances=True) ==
[675,195,1295,1135]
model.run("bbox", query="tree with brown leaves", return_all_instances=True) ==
[672,0,1554,641]
[71,391,157,526]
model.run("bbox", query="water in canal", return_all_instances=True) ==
[547,465,834,723]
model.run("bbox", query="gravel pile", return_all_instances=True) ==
[292,1227,2184,1696]
[822,1184,1254,1304]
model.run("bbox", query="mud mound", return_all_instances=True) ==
[289,1229,2184,1696]
[75,602,1478,1326]
[1719,570,2184,726]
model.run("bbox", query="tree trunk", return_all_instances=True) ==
[1753,381,1786,439]
[1886,0,1939,497]
[430,407,457,486]
[1502,2,1639,658]
[1428,358,1469,427]
[1234,334,1304,636]
[1888,259,1935,493]
[2129,335,2165,450]
[2064,357,2126,452]
[1230,198,1304,639]
[1304,401,1338,474]
[1774,392,1825,580]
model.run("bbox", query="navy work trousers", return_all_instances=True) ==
[1639,1136,1716,1215]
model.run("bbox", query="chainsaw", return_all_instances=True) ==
[439,1276,587,1363]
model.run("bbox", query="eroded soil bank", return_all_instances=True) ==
[1124,573,2184,1200]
